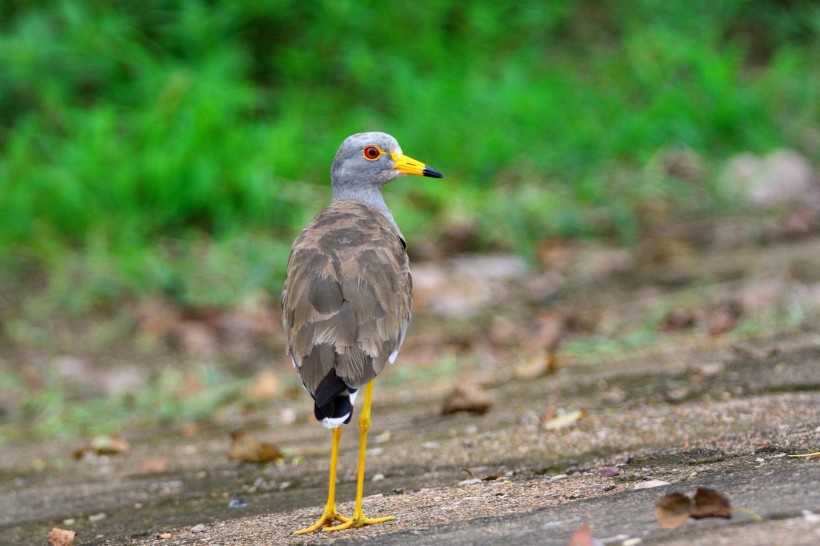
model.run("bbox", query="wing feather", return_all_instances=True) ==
[281,200,412,403]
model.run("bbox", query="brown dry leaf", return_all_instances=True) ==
[139,458,169,473]
[543,409,586,431]
[246,370,280,402]
[567,522,600,546]
[660,308,699,332]
[178,422,200,437]
[707,310,738,336]
[441,383,494,416]
[708,301,743,336]
[655,492,693,529]
[74,435,131,458]
[691,487,732,519]
[90,435,131,455]
[536,240,575,269]
[228,430,284,463]
[48,527,76,546]
[528,310,565,352]
[514,350,559,379]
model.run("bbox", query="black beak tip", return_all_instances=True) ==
[423,166,444,179]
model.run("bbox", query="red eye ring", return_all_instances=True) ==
[363,146,382,160]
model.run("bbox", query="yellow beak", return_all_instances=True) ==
[391,152,444,178]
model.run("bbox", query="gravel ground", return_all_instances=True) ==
[2,237,820,545]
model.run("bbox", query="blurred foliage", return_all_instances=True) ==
[0,0,818,310]
[0,363,248,440]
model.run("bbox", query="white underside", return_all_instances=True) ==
[388,320,409,365]
[320,388,359,429]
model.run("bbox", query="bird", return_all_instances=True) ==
[281,132,443,534]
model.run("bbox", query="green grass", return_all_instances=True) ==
[0,0,817,310]
[0,364,250,441]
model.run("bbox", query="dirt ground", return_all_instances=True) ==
[2,234,820,545]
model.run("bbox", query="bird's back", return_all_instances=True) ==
[282,200,412,424]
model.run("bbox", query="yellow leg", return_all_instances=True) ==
[293,427,351,534]
[326,380,396,531]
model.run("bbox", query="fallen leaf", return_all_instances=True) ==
[74,435,131,459]
[139,458,169,473]
[543,409,586,431]
[441,383,494,415]
[654,487,732,530]
[655,492,693,529]
[178,422,200,437]
[567,522,603,546]
[515,350,560,379]
[691,487,732,519]
[245,370,280,402]
[48,527,76,546]
[228,430,284,463]
[528,310,565,352]
[707,301,743,336]
[660,309,699,332]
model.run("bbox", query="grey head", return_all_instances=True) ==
[330,132,443,211]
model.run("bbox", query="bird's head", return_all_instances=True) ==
[330,132,443,195]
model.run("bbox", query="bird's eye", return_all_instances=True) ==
[363,146,382,160]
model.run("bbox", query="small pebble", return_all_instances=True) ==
[372,473,385,482]
[623,538,643,546]
[458,478,481,486]
[548,474,568,483]
[88,513,106,522]
[633,479,670,490]
[599,466,620,477]
[191,524,206,533]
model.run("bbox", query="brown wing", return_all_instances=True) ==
[281,200,412,420]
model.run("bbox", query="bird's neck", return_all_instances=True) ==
[331,185,397,225]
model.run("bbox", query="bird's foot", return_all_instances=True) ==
[293,506,351,535]
[325,510,395,532]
